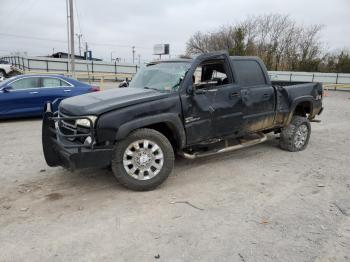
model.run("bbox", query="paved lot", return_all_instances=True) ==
[0,92,350,262]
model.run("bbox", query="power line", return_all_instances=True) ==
[0,32,152,50]
[0,32,66,44]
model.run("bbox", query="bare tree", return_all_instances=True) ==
[185,14,326,71]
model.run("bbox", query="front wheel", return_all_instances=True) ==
[279,116,311,152]
[111,128,174,191]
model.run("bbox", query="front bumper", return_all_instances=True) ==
[42,104,113,170]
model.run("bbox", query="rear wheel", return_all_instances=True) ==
[280,116,311,152]
[111,128,174,191]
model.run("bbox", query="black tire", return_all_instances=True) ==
[0,69,6,78]
[280,116,311,152]
[111,128,174,191]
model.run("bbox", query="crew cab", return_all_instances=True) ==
[42,51,323,191]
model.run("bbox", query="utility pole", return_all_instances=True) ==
[132,46,135,64]
[76,33,83,56]
[85,42,88,60]
[66,0,70,73]
[68,0,75,77]
[138,54,141,67]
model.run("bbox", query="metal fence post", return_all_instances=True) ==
[46,60,49,72]
[336,73,339,84]
[91,60,94,81]
[114,61,117,81]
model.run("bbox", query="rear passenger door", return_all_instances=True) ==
[232,59,275,132]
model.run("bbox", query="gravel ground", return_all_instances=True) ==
[0,92,349,262]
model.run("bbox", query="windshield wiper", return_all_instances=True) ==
[144,86,170,92]
[143,86,159,91]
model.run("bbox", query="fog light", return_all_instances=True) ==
[84,136,92,145]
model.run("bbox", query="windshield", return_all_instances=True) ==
[129,62,191,91]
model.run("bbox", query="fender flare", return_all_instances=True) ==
[287,96,314,124]
[115,113,186,149]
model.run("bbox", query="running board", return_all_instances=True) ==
[180,133,267,160]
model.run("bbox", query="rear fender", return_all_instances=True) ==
[286,97,314,124]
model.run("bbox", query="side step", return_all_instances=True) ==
[180,133,267,159]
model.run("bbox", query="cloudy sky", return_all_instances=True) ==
[0,0,349,63]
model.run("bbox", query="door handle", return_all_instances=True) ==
[263,93,270,98]
[230,92,240,97]
[64,89,72,92]
[29,91,38,94]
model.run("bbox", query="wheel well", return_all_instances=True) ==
[294,101,312,117]
[144,123,179,151]
[0,69,6,76]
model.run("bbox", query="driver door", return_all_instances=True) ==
[180,54,227,145]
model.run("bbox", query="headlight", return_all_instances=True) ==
[76,116,97,127]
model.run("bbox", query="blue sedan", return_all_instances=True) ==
[0,74,99,119]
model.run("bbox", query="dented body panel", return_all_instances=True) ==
[42,51,323,169]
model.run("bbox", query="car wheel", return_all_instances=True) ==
[111,128,174,191]
[280,116,311,152]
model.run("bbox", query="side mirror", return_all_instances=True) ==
[119,81,129,88]
[1,86,13,93]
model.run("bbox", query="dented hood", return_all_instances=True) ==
[59,87,168,115]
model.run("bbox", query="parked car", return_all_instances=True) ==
[43,51,323,191]
[0,63,14,78]
[0,74,99,119]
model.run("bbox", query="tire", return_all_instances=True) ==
[0,69,6,78]
[111,128,175,191]
[280,116,311,152]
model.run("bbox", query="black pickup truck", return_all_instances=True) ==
[42,51,323,191]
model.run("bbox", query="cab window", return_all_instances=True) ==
[193,60,231,90]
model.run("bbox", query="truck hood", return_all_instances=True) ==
[59,88,169,115]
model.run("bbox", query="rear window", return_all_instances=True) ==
[42,77,69,88]
[232,60,266,86]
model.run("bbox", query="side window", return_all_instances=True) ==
[42,78,64,88]
[232,60,266,86]
[11,77,40,90]
[193,60,232,90]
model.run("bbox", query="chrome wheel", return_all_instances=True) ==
[123,139,164,180]
[294,124,308,149]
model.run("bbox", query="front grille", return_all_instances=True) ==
[59,112,77,138]
[58,112,90,143]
